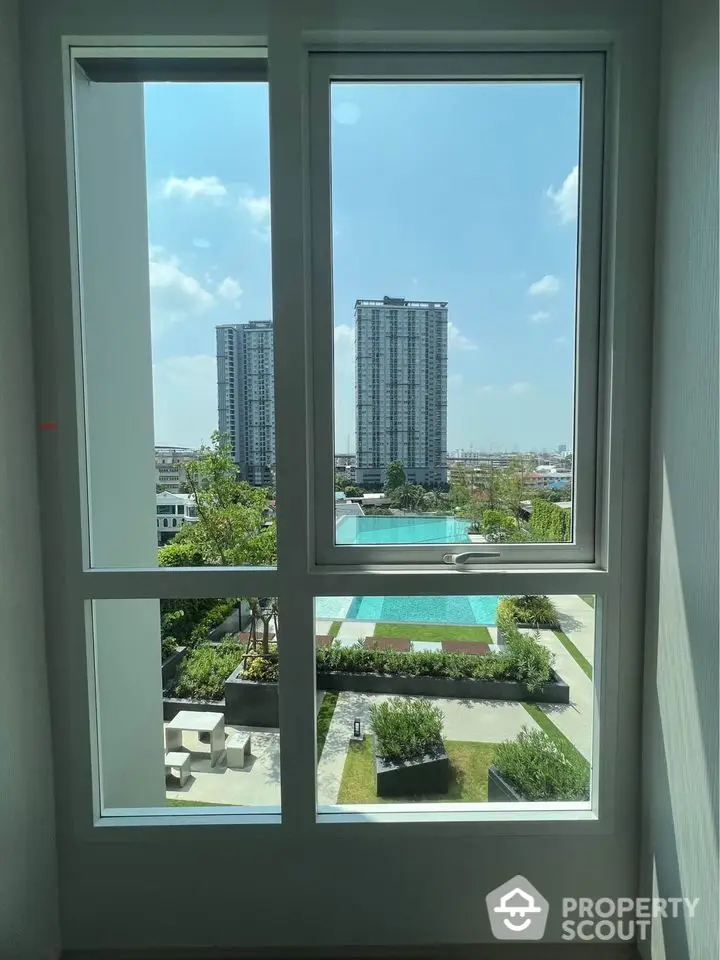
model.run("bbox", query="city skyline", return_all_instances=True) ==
[146,81,580,452]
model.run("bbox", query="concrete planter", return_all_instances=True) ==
[376,743,450,797]
[224,668,279,726]
[513,619,561,631]
[163,696,225,723]
[316,669,569,704]
[161,646,187,689]
[487,765,526,802]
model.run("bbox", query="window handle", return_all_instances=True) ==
[442,551,501,566]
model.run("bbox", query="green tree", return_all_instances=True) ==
[390,482,427,511]
[478,509,517,543]
[384,460,407,491]
[496,456,533,520]
[180,431,277,566]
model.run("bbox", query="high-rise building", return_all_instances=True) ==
[355,296,448,487]
[216,321,275,486]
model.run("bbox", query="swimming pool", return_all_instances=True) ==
[336,515,471,545]
[315,594,499,626]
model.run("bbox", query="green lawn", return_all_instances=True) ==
[328,621,342,638]
[553,630,593,679]
[521,703,590,773]
[374,622,492,643]
[580,595,595,608]
[337,738,497,804]
[316,690,339,761]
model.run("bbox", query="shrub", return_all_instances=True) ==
[187,600,239,648]
[314,635,553,689]
[503,630,554,690]
[529,499,571,542]
[493,727,590,801]
[241,655,279,683]
[370,698,444,763]
[173,640,243,701]
[498,595,560,628]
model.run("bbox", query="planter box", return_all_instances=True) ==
[161,646,187,689]
[487,765,526,802]
[376,743,450,797]
[224,668,279,726]
[513,620,561,631]
[316,669,569,704]
[163,696,225,723]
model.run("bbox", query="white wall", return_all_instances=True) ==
[0,0,60,957]
[640,0,720,957]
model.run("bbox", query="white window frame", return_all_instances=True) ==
[309,51,605,568]
[25,0,657,948]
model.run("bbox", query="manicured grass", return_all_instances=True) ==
[553,630,593,680]
[328,621,342,638]
[521,703,590,774]
[316,690,339,761]
[375,622,492,643]
[337,738,497,804]
[580,595,595,608]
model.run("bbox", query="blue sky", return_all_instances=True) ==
[145,80,580,453]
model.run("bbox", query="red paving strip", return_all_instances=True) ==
[365,636,412,652]
[315,635,333,648]
[441,641,491,656]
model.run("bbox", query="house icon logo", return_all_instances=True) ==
[486,875,549,940]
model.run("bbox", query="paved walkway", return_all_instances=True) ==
[549,594,596,665]
[316,691,543,805]
[532,628,593,761]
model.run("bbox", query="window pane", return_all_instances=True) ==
[315,594,594,807]
[331,81,580,545]
[73,75,275,568]
[93,596,283,812]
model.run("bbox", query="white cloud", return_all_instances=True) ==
[162,175,228,200]
[217,277,243,302]
[193,238,211,248]
[148,249,214,337]
[448,322,478,351]
[530,310,550,323]
[153,355,218,449]
[509,381,532,396]
[477,385,495,396]
[528,274,560,296]
[547,165,579,224]
[239,190,271,238]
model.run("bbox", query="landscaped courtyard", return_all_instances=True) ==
[162,594,594,808]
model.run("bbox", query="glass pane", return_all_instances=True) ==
[73,76,276,567]
[330,81,580,545]
[93,595,285,812]
[315,593,595,807]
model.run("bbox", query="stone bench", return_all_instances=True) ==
[165,751,191,787]
[226,732,252,769]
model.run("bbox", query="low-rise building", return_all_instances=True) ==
[156,492,198,545]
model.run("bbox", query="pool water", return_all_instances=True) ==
[336,515,471,545]
[315,594,498,626]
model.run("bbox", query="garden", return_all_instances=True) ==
[336,697,590,804]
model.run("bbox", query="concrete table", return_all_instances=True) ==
[165,711,226,767]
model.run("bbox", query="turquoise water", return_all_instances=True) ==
[315,594,498,626]
[336,515,471,545]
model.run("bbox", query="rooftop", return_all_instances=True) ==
[355,296,448,309]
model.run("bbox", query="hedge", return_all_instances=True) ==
[493,727,590,801]
[497,595,561,628]
[529,499,571,542]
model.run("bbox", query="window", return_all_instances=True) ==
[314,53,603,566]
[49,14,652,936]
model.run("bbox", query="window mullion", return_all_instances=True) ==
[268,8,318,832]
